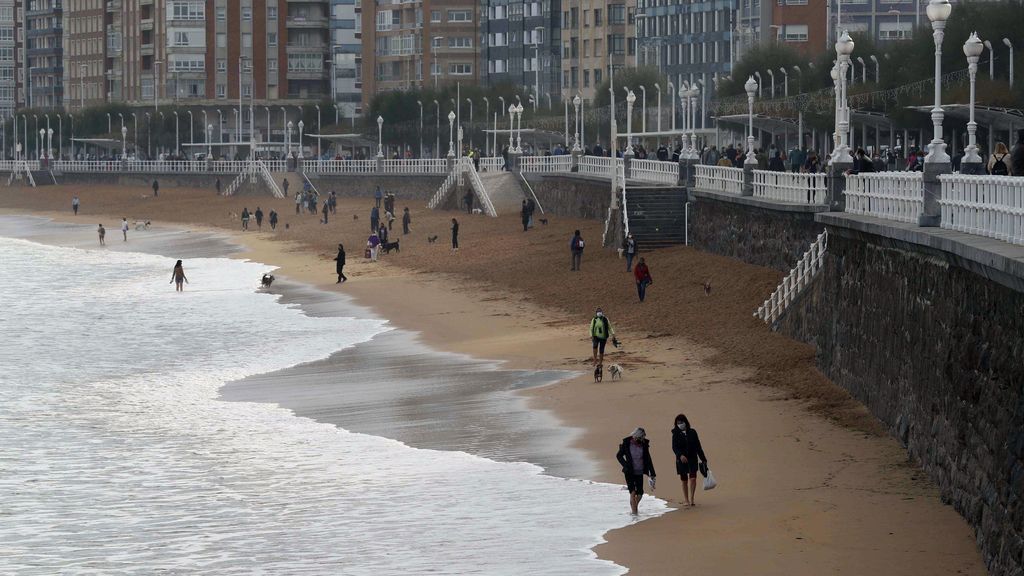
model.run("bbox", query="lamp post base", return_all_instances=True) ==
[828,161,854,211]
[919,161,951,227]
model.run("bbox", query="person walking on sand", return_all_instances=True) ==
[570,230,585,271]
[464,190,474,214]
[334,243,347,283]
[294,190,302,214]
[152,179,159,197]
[521,200,530,232]
[97,223,106,246]
[72,195,80,215]
[121,218,129,242]
[255,207,264,230]
[634,258,652,302]
[241,208,250,231]
[624,233,637,271]
[450,217,459,252]
[402,207,411,235]
[322,199,330,224]
[671,414,708,507]
[283,178,290,198]
[616,427,656,515]
[589,307,614,365]
[215,178,222,195]
[269,210,278,230]
[170,260,189,292]
[374,186,383,209]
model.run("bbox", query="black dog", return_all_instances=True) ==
[427,235,438,244]
[382,240,400,254]
[539,218,548,225]
[353,214,359,220]
[261,273,275,287]
[594,363,604,383]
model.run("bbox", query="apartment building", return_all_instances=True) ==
[636,0,734,103]
[25,0,63,109]
[559,0,637,102]
[330,0,362,119]
[0,0,16,116]
[481,0,561,108]
[360,0,480,107]
[63,0,106,110]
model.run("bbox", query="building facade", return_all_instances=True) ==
[25,0,63,109]
[330,0,362,120]
[0,0,16,116]
[559,0,637,102]
[360,0,480,108]
[63,0,107,110]
[480,0,561,109]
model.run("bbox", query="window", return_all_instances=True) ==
[268,33,277,46]
[216,6,226,21]
[242,83,252,97]
[169,1,204,21]
[216,84,226,98]
[169,56,205,72]
[448,63,472,75]
[242,33,252,49]
[583,69,590,87]
[609,4,625,24]
[268,6,277,19]
[242,6,252,20]
[172,31,191,46]
[782,24,808,42]
[217,33,226,48]
[447,10,471,22]
[448,37,471,49]
[268,58,277,72]
[217,59,226,72]
[376,10,391,31]
[594,8,602,25]
[594,69,602,85]
[430,10,440,22]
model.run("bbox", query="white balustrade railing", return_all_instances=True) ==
[263,159,288,173]
[694,164,744,195]
[578,155,614,178]
[257,161,284,198]
[520,155,572,174]
[304,159,377,174]
[463,158,497,217]
[753,170,827,204]
[630,158,678,185]
[845,172,924,224]
[940,174,1024,246]
[428,166,460,210]
[755,230,829,324]
[479,157,504,173]
[381,158,448,174]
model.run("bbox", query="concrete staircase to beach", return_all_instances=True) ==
[478,171,528,215]
[623,186,688,249]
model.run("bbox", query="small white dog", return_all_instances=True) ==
[134,220,151,231]
[472,208,483,215]
[609,363,624,380]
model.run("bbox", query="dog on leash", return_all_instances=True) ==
[539,218,548,225]
[134,220,151,231]
[261,273,275,287]
[382,240,400,254]
[608,364,624,380]
[703,279,712,296]
[594,363,604,383]
[427,235,438,244]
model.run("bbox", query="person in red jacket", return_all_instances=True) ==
[634,257,652,302]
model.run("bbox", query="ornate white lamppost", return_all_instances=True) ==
[831,31,855,165]
[448,111,457,158]
[688,85,700,159]
[962,32,984,174]
[678,84,688,156]
[625,90,636,156]
[376,115,384,158]
[925,0,952,164]
[744,76,758,165]
[572,94,582,152]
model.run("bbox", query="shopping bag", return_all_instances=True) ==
[703,469,717,491]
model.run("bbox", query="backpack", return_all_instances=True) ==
[574,237,585,251]
[992,154,1009,176]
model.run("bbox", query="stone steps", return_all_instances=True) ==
[624,188,688,249]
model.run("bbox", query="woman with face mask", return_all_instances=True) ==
[672,414,707,507]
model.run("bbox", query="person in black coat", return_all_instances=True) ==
[334,243,347,284]
[672,414,707,507]
[616,427,657,515]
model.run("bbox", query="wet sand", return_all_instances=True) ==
[0,185,988,575]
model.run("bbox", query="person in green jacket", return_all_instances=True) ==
[590,307,615,366]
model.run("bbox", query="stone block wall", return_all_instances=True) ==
[778,226,1024,575]
[688,191,826,273]
[308,175,446,202]
[523,174,612,220]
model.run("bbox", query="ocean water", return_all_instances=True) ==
[0,236,666,575]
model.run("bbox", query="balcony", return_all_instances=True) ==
[140,43,154,56]
[286,69,328,80]
[140,18,154,31]
[107,0,121,11]
[286,15,328,28]
[286,44,328,55]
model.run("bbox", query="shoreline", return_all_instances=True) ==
[0,187,988,575]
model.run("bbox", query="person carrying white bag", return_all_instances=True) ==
[671,414,712,507]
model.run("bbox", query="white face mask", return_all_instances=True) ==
[677,423,687,431]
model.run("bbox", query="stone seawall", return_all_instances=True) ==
[523,174,611,220]
[777,221,1024,575]
[688,189,827,273]
[307,175,446,202]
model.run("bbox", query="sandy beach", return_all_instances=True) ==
[0,183,987,574]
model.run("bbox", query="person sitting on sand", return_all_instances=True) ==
[97,223,106,246]
[589,308,614,366]
[616,427,656,515]
[170,260,189,292]
[671,414,708,507]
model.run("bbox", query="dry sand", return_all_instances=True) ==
[0,184,987,575]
